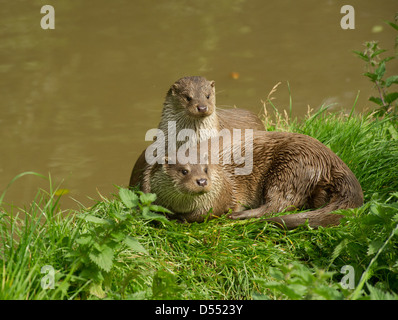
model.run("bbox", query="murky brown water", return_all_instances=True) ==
[1,0,397,210]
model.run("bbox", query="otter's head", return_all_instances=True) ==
[165,76,216,119]
[162,159,213,195]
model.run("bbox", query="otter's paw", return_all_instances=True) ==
[228,207,268,220]
[228,210,256,220]
[228,211,246,220]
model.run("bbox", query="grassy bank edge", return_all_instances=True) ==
[1,107,398,300]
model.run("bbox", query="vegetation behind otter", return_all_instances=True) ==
[1,105,397,300]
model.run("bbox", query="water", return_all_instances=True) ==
[1,0,397,209]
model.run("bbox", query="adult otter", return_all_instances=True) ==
[129,76,264,187]
[141,131,364,229]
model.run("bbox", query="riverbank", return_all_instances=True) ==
[1,107,398,300]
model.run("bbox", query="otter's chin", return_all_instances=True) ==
[179,187,211,195]
[196,190,210,195]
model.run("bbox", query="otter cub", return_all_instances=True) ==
[129,76,264,187]
[141,131,364,229]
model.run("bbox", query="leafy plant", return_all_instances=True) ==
[119,188,172,223]
[252,193,398,300]
[386,13,398,54]
[254,262,349,300]
[151,269,186,300]
[65,188,170,298]
[332,192,398,299]
[354,16,398,115]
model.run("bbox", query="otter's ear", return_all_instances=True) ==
[170,83,179,95]
[210,80,215,88]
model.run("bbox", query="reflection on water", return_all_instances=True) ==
[0,0,397,209]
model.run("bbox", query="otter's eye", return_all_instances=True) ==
[181,169,189,175]
[185,95,192,102]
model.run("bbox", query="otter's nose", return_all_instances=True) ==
[197,105,207,113]
[196,178,207,187]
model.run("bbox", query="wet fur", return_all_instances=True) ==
[227,131,364,229]
[129,76,264,187]
[142,161,234,223]
[142,131,364,229]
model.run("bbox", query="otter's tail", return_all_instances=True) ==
[266,167,364,229]
[265,194,363,230]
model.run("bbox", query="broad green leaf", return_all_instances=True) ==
[265,282,306,300]
[364,72,378,82]
[369,96,383,106]
[370,48,386,58]
[152,270,184,299]
[312,285,344,300]
[89,282,106,299]
[367,240,384,256]
[119,188,139,208]
[331,238,349,262]
[385,92,398,104]
[252,293,270,300]
[89,244,114,272]
[353,50,369,62]
[77,214,113,226]
[375,62,386,80]
[385,75,398,87]
[111,210,129,221]
[142,206,169,223]
[140,192,157,205]
[387,124,398,140]
[124,236,148,254]
[79,264,105,282]
[75,233,93,245]
[367,283,398,300]
[268,267,285,281]
[110,230,126,242]
[380,56,395,65]
[149,204,173,214]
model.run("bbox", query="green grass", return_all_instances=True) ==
[1,107,398,300]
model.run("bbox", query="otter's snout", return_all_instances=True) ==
[196,178,208,187]
[197,105,208,113]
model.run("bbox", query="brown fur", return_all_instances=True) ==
[129,76,264,187]
[141,131,364,229]
[141,156,231,223]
